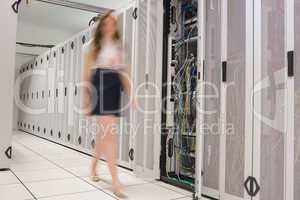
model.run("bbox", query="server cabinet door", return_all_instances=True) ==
[220,0,253,199]
[252,0,286,200]
[202,0,221,198]
[28,61,35,134]
[67,38,76,145]
[132,0,149,177]
[295,1,300,199]
[34,56,43,135]
[57,44,67,141]
[48,48,58,139]
[23,63,31,133]
[143,0,163,178]
[117,6,135,169]
[41,52,50,137]
[133,0,163,179]
[116,11,125,163]
[62,42,70,144]
[74,32,89,149]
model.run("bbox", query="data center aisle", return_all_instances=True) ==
[0,131,195,200]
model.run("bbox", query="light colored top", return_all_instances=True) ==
[83,39,126,70]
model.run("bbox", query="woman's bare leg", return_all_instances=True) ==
[98,116,123,191]
[90,117,105,177]
[91,123,105,177]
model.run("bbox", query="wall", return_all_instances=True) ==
[0,0,18,169]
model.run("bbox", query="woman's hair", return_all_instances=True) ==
[92,11,120,60]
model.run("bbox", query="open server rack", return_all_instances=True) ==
[161,0,199,192]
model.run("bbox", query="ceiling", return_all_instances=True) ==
[16,0,131,66]
[18,0,131,33]
[69,0,132,10]
[18,1,105,33]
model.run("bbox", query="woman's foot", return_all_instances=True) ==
[90,166,100,182]
[90,175,101,182]
[113,183,127,199]
[113,190,128,199]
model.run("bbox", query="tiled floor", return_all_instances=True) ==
[1,131,198,200]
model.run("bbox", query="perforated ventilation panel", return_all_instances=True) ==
[258,0,285,199]
[203,0,221,191]
[135,0,148,168]
[225,0,246,197]
[120,7,134,163]
[144,0,159,170]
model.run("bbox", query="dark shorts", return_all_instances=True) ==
[90,68,122,117]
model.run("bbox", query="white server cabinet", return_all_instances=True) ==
[132,0,164,178]
[21,63,29,133]
[252,0,288,199]
[294,0,300,199]
[31,57,39,135]
[22,63,30,133]
[42,51,51,137]
[17,63,27,133]
[116,11,124,163]
[57,43,67,142]
[35,55,44,135]
[199,0,254,199]
[120,5,136,169]
[24,62,33,134]
[65,37,77,145]
[74,31,89,150]
[48,48,58,139]
[26,62,31,134]
[62,41,70,144]
[84,30,92,151]
[198,0,300,200]
[201,0,221,197]
[42,52,50,138]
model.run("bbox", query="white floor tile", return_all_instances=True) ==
[154,181,193,196]
[43,152,90,161]
[176,197,210,200]
[0,184,33,200]
[36,190,115,200]
[25,177,96,198]
[105,183,185,200]
[10,131,198,200]
[13,168,75,183]
[0,171,20,185]
[100,172,147,187]
[11,161,58,172]
[51,158,91,168]
[11,155,45,164]
[83,177,111,189]
[67,165,110,178]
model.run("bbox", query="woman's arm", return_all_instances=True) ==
[119,65,138,109]
[119,66,132,97]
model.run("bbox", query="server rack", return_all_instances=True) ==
[161,1,205,199]
[162,1,300,200]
